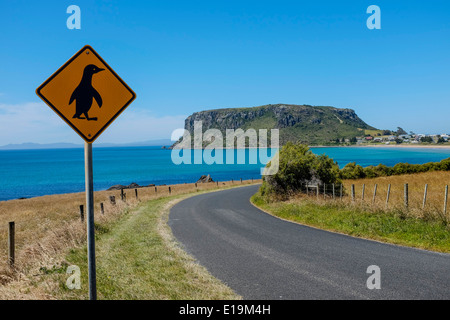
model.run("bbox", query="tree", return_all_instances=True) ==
[396,127,407,135]
[420,136,433,143]
[260,142,341,199]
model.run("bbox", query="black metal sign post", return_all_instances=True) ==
[85,142,97,300]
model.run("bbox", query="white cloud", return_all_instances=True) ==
[0,102,186,145]
[0,102,75,145]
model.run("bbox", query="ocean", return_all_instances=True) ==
[1,146,450,201]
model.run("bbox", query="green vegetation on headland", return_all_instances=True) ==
[175,104,450,147]
[253,142,450,253]
[180,104,376,146]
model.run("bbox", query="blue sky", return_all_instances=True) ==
[0,0,450,144]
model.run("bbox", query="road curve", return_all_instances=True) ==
[169,185,450,300]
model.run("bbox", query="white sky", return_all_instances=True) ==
[0,102,186,145]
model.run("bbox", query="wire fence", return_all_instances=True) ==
[2,178,447,286]
[0,178,262,280]
[300,182,450,221]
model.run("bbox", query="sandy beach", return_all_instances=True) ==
[312,144,450,149]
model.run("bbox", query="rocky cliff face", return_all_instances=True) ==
[180,104,376,146]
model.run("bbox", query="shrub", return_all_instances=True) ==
[373,164,392,177]
[340,162,365,179]
[261,143,341,198]
[261,145,450,199]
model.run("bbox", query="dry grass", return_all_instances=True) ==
[0,179,261,299]
[252,171,450,253]
[341,171,450,221]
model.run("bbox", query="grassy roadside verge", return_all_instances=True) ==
[36,191,243,300]
[251,191,450,254]
[0,180,258,299]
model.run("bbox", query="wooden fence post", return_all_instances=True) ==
[372,184,377,205]
[8,221,15,267]
[422,184,428,210]
[316,186,319,199]
[169,186,172,194]
[135,189,138,200]
[444,185,448,216]
[386,184,391,208]
[121,188,124,201]
[155,186,157,193]
[100,203,104,215]
[80,205,84,222]
[340,184,343,200]
[351,184,355,202]
[332,183,335,200]
[404,183,409,209]
[323,184,326,199]
[361,184,365,201]
[240,178,242,184]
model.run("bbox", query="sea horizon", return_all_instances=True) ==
[1,145,450,202]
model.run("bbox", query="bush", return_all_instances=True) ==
[340,158,450,180]
[340,162,365,179]
[260,143,450,200]
[260,143,341,198]
[372,164,390,176]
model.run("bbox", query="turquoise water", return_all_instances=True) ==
[1,146,450,201]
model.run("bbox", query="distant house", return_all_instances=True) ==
[373,137,382,142]
[365,136,373,141]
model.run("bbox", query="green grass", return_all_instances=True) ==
[251,192,450,253]
[364,129,384,136]
[45,194,241,300]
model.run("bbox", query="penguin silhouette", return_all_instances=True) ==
[69,64,104,121]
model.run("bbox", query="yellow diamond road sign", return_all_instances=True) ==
[36,45,136,143]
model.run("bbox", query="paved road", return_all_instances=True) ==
[169,185,450,299]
